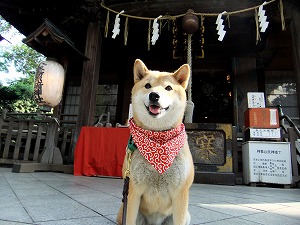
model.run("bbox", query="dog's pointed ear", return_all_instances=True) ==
[134,59,149,84]
[173,64,190,90]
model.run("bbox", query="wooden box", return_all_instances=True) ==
[244,108,279,129]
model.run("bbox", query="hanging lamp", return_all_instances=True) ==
[34,58,65,112]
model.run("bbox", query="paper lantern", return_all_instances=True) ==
[34,58,65,111]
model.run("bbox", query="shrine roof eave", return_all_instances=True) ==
[22,19,89,61]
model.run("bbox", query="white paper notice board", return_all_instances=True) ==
[242,141,292,185]
[247,92,265,108]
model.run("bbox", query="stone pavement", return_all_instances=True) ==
[0,167,300,225]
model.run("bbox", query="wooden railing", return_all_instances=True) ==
[295,139,300,166]
[0,110,75,167]
[282,128,300,185]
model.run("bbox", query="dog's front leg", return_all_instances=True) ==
[171,188,191,225]
[126,180,142,225]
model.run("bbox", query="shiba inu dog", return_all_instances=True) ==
[117,59,194,225]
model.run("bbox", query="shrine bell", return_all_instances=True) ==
[182,10,199,34]
[34,58,65,111]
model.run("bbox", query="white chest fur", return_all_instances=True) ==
[130,141,191,196]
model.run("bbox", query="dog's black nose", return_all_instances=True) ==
[149,92,160,102]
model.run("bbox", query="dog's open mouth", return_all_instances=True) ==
[146,104,169,116]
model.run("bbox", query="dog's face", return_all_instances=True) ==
[131,59,190,131]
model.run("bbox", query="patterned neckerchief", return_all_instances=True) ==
[129,118,186,174]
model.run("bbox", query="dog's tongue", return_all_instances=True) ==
[149,105,160,114]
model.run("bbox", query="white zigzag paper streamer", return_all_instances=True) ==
[215,11,227,41]
[112,10,124,39]
[258,2,269,33]
[151,16,162,45]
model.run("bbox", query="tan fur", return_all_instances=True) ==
[117,59,194,225]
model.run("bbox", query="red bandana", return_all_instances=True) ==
[129,118,186,174]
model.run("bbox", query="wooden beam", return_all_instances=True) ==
[290,9,300,119]
[72,20,102,160]
[232,57,258,131]
[287,128,300,184]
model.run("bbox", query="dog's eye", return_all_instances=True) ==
[165,85,173,91]
[145,83,151,89]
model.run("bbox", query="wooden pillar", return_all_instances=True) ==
[72,20,102,159]
[290,8,300,119]
[232,57,258,131]
[121,70,133,124]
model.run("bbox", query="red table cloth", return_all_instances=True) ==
[74,127,130,177]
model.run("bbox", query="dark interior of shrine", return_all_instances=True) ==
[97,4,294,124]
